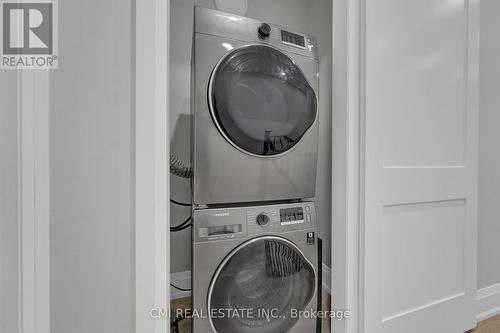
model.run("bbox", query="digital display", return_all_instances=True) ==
[280,207,304,225]
[281,30,305,48]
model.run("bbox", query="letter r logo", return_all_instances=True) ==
[2,2,53,54]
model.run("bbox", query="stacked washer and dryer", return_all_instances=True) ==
[191,7,320,332]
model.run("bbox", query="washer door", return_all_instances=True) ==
[208,45,317,156]
[208,236,316,333]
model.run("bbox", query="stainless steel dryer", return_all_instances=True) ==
[192,7,319,205]
[192,202,318,332]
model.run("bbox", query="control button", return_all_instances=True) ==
[256,213,270,226]
[306,214,311,222]
[258,23,271,39]
[305,206,310,212]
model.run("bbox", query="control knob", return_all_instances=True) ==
[258,23,271,39]
[256,213,270,226]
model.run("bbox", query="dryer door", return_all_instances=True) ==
[208,236,316,333]
[208,45,317,156]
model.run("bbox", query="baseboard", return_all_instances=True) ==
[322,263,332,294]
[477,282,500,322]
[171,263,333,300]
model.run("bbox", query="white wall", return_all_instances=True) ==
[0,72,19,333]
[169,0,332,273]
[49,0,132,332]
[478,0,500,290]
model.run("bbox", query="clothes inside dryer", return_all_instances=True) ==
[209,45,317,156]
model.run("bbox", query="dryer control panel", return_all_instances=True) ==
[281,30,306,49]
[195,7,318,60]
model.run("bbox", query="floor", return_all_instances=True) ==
[469,314,500,333]
[171,289,332,332]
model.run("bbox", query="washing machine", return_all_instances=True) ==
[192,202,318,332]
[192,7,319,205]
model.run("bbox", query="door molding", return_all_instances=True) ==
[18,70,51,333]
[332,0,362,333]
[134,0,170,332]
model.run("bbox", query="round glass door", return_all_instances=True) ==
[208,236,316,333]
[208,45,317,156]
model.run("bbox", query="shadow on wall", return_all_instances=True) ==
[171,112,192,166]
[170,113,193,273]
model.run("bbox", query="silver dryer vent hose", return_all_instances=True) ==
[170,152,193,178]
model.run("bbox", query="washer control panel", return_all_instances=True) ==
[246,202,315,236]
[193,202,316,243]
[280,207,304,225]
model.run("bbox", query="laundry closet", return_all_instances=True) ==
[168,0,333,331]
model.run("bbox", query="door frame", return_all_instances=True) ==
[332,0,362,333]
[147,1,363,333]
[134,0,170,332]
[17,70,51,333]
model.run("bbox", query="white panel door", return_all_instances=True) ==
[362,0,479,332]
